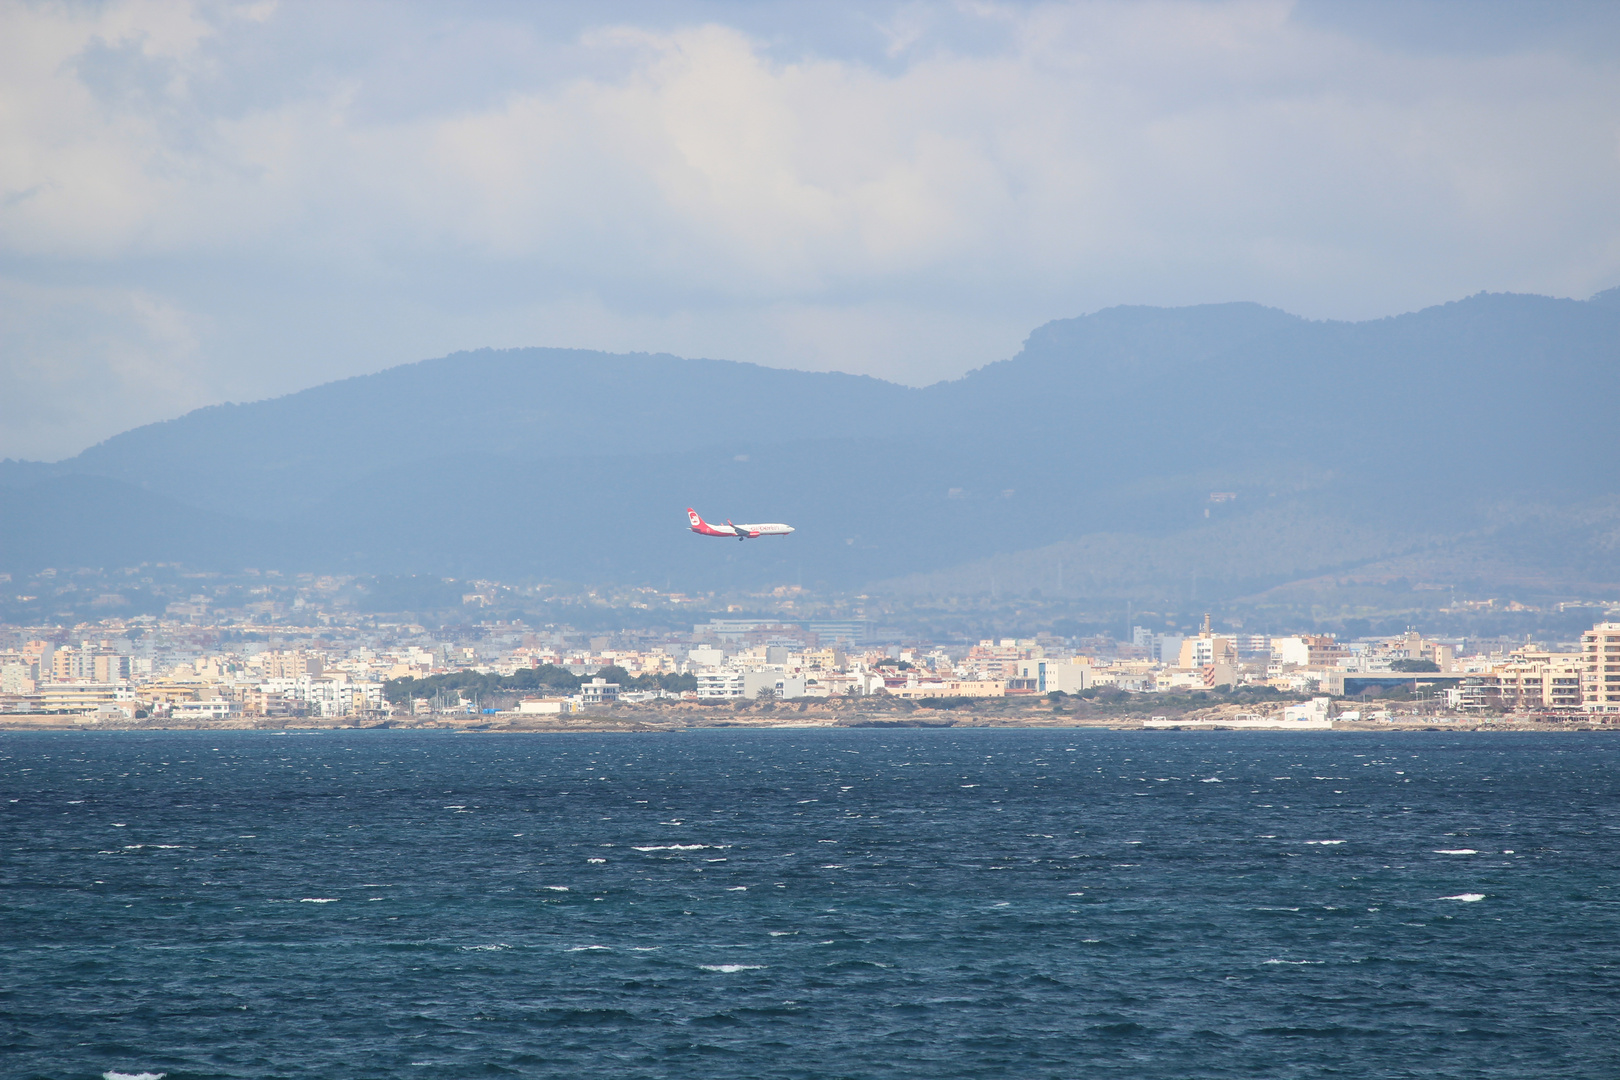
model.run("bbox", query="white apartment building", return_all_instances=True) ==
[280,676,385,718]
[1283,698,1332,724]
[1,662,35,694]
[517,698,576,715]
[579,678,620,705]
[171,699,237,720]
[697,670,745,698]
[695,669,805,699]
[688,646,725,669]
[1012,658,1091,694]
[756,674,806,699]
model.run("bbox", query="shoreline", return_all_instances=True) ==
[1,709,1614,735]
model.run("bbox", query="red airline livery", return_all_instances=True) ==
[687,508,795,541]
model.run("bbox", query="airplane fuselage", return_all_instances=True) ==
[687,508,794,540]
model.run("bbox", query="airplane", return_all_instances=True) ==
[687,507,795,541]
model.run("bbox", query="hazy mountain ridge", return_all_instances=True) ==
[2,290,1616,600]
[37,349,917,517]
[873,496,1620,606]
[871,501,1443,603]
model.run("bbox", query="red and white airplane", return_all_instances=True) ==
[687,507,795,541]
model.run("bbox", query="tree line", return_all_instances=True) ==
[382,663,696,705]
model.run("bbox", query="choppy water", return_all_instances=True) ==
[2,729,1617,1079]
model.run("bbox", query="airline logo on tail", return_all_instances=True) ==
[687,507,795,541]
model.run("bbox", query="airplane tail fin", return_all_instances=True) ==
[687,507,704,529]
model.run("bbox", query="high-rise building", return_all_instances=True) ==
[1581,622,1620,711]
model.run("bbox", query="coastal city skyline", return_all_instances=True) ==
[5,564,1616,725]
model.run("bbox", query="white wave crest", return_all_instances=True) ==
[1305,840,1346,845]
[632,844,712,851]
[699,964,764,972]
[1263,959,1324,965]
[299,898,339,903]
[104,1072,165,1080]
[1434,849,1478,855]
[1439,893,1486,902]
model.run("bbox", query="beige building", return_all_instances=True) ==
[50,647,130,683]
[252,650,325,679]
[800,648,846,672]
[39,683,133,714]
[1271,635,1346,669]
[942,678,1008,698]
[1581,623,1620,711]
[142,683,208,710]
[1548,659,1586,709]
[888,680,951,700]
[1492,655,1585,710]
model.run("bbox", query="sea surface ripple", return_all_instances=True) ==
[2,729,1617,1078]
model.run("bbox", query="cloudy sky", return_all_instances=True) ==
[2,0,1618,460]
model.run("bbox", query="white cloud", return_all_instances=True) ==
[0,278,213,459]
[0,0,1617,457]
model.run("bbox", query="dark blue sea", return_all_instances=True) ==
[2,729,1617,1079]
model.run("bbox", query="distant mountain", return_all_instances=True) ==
[39,349,916,515]
[2,289,1617,602]
[1589,285,1620,311]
